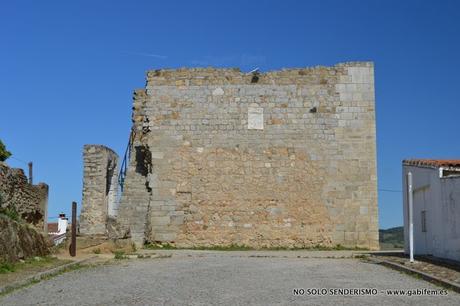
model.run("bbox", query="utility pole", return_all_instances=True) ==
[70,201,77,257]
[28,162,33,184]
[407,172,414,263]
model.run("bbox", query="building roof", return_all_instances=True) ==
[403,159,460,168]
[47,222,58,233]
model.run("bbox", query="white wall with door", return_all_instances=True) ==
[403,161,460,262]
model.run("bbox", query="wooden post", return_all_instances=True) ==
[70,201,77,257]
[28,162,33,184]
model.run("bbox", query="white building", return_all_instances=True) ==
[48,213,68,245]
[403,159,460,262]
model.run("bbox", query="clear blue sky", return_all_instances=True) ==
[1,0,459,229]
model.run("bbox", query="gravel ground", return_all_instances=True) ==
[1,256,459,305]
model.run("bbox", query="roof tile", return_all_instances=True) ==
[403,159,460,168]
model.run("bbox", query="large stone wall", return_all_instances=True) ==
[80,145,119,236]
[114,62,379,249]
[0,162,48,229]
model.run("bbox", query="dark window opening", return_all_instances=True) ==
[135,145,152,177]
[105,159,116,195]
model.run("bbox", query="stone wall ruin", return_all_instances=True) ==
[79,145,119,236]
[0,162,48,230]
[81,62,379,249]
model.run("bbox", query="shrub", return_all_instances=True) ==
[0,139,11,162]
[0,260,15,274]
[113,250,127,260]
[0,206,20,221]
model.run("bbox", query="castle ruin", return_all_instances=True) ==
[80,62,379,249]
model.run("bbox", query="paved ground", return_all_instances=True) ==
[373,254,460,285]
[1,254,459,305]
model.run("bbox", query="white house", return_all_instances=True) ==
[48,213,68,245]
[403,159,460,262]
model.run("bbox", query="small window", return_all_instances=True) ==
[421,210,427,232]
[442,169,460,178]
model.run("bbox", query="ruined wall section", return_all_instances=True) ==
[80,145,119,235]
[115,90,154,243]
[118,62,378,249]
[0,162,48,229]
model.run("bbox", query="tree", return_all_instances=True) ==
[0,139,11,161]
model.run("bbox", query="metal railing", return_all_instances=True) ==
[118,129,136,192]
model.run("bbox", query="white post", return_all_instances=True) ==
[408,172,414,263]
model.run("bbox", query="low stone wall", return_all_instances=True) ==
[0,215,50,262]
[0,162,48,229]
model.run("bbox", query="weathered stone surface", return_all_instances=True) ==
[80,145,119,236]
[0,215,50,262]
[106,216,128,239]
[91,62,379,250]
[0,162,48,229]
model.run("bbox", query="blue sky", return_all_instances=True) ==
[1,0,459,229]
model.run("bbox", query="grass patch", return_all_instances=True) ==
[0,262,15,274]
[0,256,59,275]
[113,250,128,260]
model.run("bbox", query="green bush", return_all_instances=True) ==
[0,139,11,162]
[113,250,127,260]
[0,261,16,274]
[0,206,20,222]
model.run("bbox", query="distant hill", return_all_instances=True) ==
[379,226,404,250]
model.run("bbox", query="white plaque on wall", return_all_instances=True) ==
[248,107,264,130]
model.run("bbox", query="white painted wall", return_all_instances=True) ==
[107,171,119,218]
[403,165,460,262]
[57,217,68,235]
[438,177,460,261]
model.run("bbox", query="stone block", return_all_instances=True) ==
[154,232,177,242]
[150,216,170,226]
